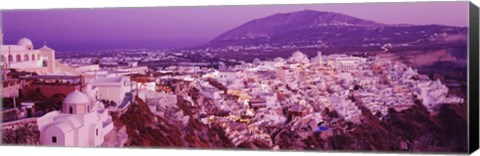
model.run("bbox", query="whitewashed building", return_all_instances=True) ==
[288,50,310,64]
[91,76,127,104]
[1,37,56,74]
[37,90,114,147]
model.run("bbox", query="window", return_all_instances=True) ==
[16,55,21,62]
[69,106,73,114]
[96,129,98,136]
[32,54,35,61]
[52,136,57,143]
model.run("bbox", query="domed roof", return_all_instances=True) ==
[64,90,89,104]
[17,37,33,46]
[274,57,285,62]
[292,50,306,58]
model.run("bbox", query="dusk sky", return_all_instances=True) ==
[1,1,469,51]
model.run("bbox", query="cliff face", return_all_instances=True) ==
[292,102,467,153]
[112,80,467,153]
[112,96,235,148]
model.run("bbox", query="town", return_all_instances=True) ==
[1,37,464,148]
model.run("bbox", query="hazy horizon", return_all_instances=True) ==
[1,1,469,51]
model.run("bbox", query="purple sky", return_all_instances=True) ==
[1,1,469,51]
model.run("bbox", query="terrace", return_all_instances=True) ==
[20,75,84,86]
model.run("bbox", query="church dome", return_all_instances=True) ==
[274,57,285,62]
[17,37,34,46]
[291,50,306,58]
[64,90,90,104]
[289,50,309,64]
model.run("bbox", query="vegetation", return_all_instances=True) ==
[2,122,40,145]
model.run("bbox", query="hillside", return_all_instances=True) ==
[111,95,235,148]
[213,10,383,42]
[208,10,467,55]
[110,79,467,153]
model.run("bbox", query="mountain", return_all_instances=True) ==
[208,10,467,53]
[213,10,383,41]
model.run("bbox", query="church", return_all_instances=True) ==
[36,88,114,147]
[288,50,310,64]
[1,36,56,74]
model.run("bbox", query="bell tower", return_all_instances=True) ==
[40,43,56,73]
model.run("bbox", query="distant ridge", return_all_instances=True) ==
[212,10,384,42]
[207,10,467,49]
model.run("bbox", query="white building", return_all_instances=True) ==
[217,71,241,86]
[199,81,223,100]
[2,80,22,98]
[310,51,323,65]
[1,37,56,74]
[333,56,366,72]
[273,57,287,66]
[91,77,127,104]
[288,50,310,64]
[37,90,114,147]
[204,70,244,88]
[74,64,100,73]
[116,66,148,74]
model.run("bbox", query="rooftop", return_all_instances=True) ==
[92,77,124,83]
[22,75,83,80]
